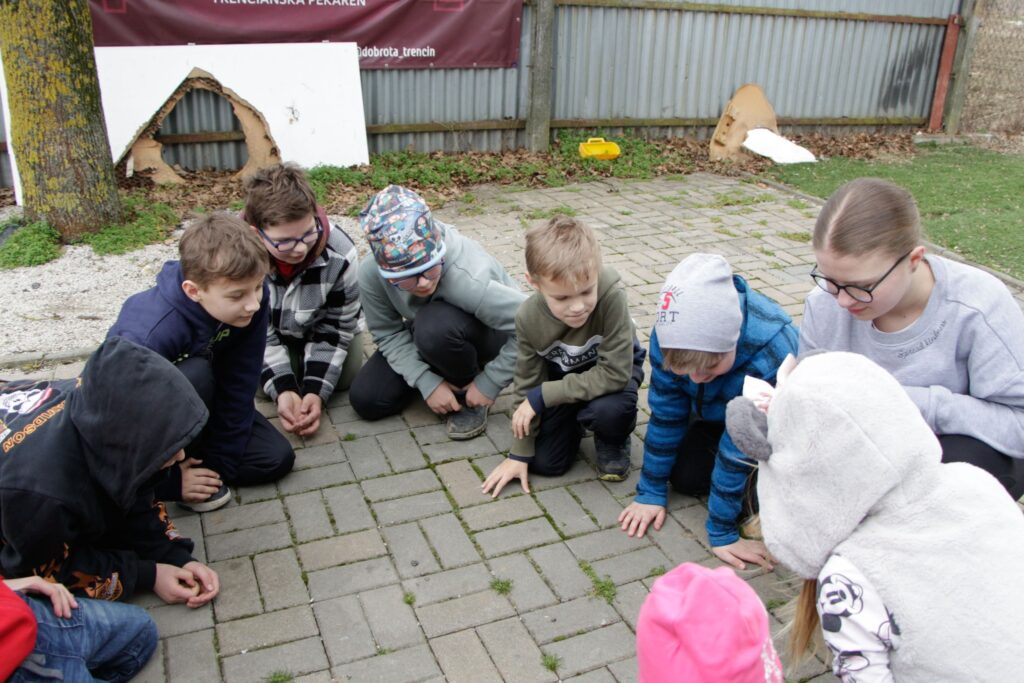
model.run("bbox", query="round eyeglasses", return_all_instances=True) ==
[810,250,912,304]
[258,219,322,253]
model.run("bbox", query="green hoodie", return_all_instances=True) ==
[513,266,636,457]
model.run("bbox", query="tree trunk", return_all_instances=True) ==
[0,0,122,240]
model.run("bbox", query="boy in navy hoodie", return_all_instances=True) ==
[108,213,295,512]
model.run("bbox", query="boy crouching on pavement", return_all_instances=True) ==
[108,213,295,512]
[483,217,645,497]
[618,254,798,571]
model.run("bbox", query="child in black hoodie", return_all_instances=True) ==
[0,337,219,608]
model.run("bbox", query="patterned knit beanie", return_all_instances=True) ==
[360,185,446,279]
[637,563,784,683]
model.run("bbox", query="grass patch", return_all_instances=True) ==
[765,598,787,611]
[523,206,577,220]
[403,591,416,606]
[0,220,62,268]
[778,231,812,242]
[265,672,293,683]
[701,191,774,209]
[648,565,667,578]
[786,198,809,210]
[81,194,179,255]
[579,560,616,603]
[343,433,358,441]
[541,653,562,673]
[764,144,1024,279]
[490,578,513,595]
[714,227,737,238]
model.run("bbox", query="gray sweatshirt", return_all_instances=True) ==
[801,254,1024,457]
[358,223,526,400]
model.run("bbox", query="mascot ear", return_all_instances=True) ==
[725,397,772,462]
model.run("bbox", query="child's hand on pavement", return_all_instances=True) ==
[296,393,323,436]
[4,576,78,618]
[711,538,776,571]
[511,400,536,439]
[277,391,303,433]
[617,502,666,538]
[180,459,222,503]
[426,381,461,414]
[482,458,530,498]
[154,564,204,606]
[464,381,495,408]
[182,561,220,608]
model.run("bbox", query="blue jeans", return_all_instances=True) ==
[11,595,157,683]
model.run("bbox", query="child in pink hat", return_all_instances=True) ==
[636,563,783,683]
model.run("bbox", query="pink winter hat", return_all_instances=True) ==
[637,563,783,683]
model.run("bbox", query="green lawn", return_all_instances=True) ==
[764,144,1024,280]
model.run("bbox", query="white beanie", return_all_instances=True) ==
[656,254,741,352]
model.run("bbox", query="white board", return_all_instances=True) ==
[0,42,369,203]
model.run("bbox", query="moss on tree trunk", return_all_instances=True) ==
[0,0,123,240]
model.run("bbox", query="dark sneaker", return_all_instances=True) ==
[447,405,488,440]
[595,437,631,481]
[178,484,232,513]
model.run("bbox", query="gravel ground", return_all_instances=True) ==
[1,215,360,363]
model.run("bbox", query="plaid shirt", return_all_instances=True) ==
[261,222,365,402]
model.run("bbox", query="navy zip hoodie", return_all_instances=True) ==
[107,261,269,481]
[0,338,207,600]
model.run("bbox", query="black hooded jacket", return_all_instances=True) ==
[0,337,208,600]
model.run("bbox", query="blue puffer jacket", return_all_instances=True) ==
[637,276,799,547]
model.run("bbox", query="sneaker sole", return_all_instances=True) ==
[597,472,628,482]
[447,423,487,441]
[177,488,232,513]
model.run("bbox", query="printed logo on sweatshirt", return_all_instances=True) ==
[897,320,948,360]
[0,385,53,417]
[537,335,603,372]
[2,400,65,453]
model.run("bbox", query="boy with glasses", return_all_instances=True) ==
[350,185,526,440]
[244,163,365,437]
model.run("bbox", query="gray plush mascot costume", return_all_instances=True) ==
[726,351,1024,681]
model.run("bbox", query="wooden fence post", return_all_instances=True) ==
[945,0,981,134]
[526,0,554,152]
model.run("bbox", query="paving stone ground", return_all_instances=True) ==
[10,174,1024,683]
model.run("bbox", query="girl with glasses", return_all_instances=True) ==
[801,178,1024,500]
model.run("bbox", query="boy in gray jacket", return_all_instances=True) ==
[350,185,526,439]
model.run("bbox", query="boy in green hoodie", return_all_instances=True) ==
[483,217,645,496]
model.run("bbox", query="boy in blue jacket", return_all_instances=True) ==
[618,254,798,570]
[108,213,295,512]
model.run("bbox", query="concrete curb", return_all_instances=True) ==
[0,347,95,370]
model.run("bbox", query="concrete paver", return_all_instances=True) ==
[32,175,981,680]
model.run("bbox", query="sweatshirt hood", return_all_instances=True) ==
[756,352,941,578]
[155,261,215,329]
[68,337,209,511]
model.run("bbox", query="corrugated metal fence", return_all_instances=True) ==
[0,0,962,180]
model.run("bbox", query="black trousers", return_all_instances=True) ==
[939,434,1024,500]
[349,301,508,421]
[668,419,759,516]
[530,369,643,477]
[155,356,295,500]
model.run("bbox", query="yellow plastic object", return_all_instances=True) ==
[578,137,621,160]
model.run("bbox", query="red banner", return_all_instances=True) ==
[89,0,523,69]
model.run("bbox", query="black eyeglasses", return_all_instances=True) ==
[390,260,445,291]
[258,218,322,253]
[810,250,912,304]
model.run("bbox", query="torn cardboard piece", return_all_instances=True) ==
[709,83,779,162]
